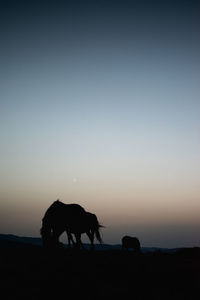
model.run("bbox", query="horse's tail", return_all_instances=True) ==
[86,212,104,244]
[94,226,103,244]
[94,219,104,244]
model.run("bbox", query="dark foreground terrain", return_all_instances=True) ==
[1,244,200,300]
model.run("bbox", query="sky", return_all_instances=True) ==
[0,0,200,247]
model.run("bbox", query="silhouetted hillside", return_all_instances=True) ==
[0,234,42,248]
[0,234,182,253]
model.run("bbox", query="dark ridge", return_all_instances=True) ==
[1,234,199,254]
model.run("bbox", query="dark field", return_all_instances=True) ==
[1,246,200,300]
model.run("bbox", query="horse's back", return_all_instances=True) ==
[42,201,86,226]
[67,212,96,233]
[64,203,86,214]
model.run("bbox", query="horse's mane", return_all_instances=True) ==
[49,199,63,209]
[43,200,62,220]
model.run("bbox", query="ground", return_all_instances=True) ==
[1,246,200,299]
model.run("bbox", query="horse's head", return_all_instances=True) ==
[40,227,64,250]
[40,226,60,249]
[40,223,52,245]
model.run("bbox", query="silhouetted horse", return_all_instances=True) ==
[122,236,141,253]
[40,200,86,248]
[66,211,103,250]
[40,200,103,250]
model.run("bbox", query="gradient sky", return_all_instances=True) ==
[0,0,200,247]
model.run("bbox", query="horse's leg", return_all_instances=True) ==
[86,230,94,251]
[75,233,81,250]
[67,231,71,248]
[78,234,85,250]
[77,234,85,250]
[70,233,76,247]
[66,230,75,248]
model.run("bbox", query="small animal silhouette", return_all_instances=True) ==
[122,236,141,253]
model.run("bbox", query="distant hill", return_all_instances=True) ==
[0,234,42,248]
[0,234,182,253]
